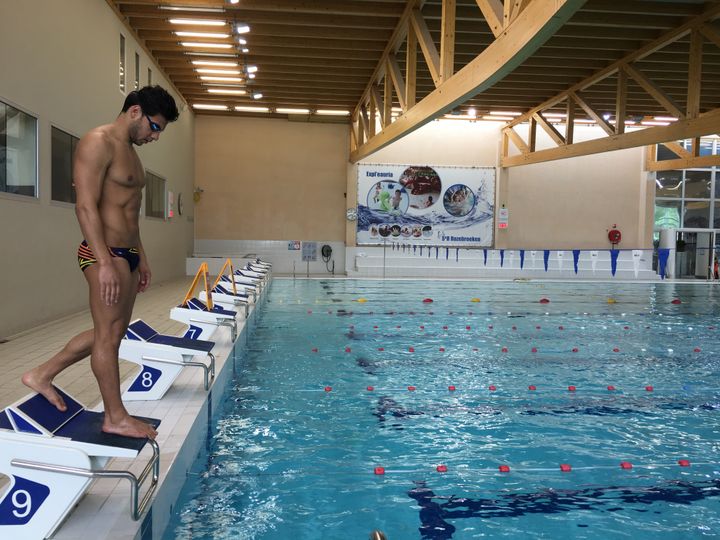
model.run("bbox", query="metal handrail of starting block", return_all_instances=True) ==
[11,438,160,521]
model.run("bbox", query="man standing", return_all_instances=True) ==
[22,86,179,439]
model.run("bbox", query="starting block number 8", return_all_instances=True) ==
[128,364,162,393]
[0,475,49,525]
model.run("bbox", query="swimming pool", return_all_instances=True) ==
[164,279,720,539]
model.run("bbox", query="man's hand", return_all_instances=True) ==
[98,263,121,305]
[137,259,152,293]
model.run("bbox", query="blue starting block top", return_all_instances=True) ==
[125,320,215,352]
[213,284,249,298]
[3,386,160,453]
[184,298,236,317]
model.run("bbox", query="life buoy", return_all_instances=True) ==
[608,228,622,244]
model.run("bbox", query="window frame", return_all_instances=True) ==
[0,96,39,201]
[144,168,167,220]
[50,124,80,206]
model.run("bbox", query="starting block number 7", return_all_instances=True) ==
[0,476,49,525]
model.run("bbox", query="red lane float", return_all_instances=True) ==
[374,466,385,475]
[324,386,332,392]
[423,298,433,303]
[448,385,456,391]
[436,465,448,473]
[671,298,682,304]
[407,386,416,391]
[539,298,550,303]
[620,461,633,469]
[489,385,497,391]
[560,463,572,472]
[367,386,374,391]
[528,385,537,391]
[678,459,691,467]
[499,465,511,473]
[568,385,577,392]
[312,348,318,353]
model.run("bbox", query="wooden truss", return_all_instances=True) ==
[350,0,720,168]
[349,0,586,162]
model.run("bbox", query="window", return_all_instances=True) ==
[145,170,166,219]
[134,52,140,91]
[51,126,79,203]
[654,137,720,232]
[119,34,126,93]
[0,99,38,197]
[147,67,152,86]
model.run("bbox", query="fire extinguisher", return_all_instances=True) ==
[608,224,622,247]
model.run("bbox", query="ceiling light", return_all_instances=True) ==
[175,31,230,38]
[574,118,596,124]
[543,112,566,118]
[169,19,227,26]
[181,42,233,49]
[248,73,256,79]
[252,92,263,99]
[235,106,270,113]
[236,37,247,45]
[208,88,246,95]
[443,114,476,120]
[316,110,350,116]
[245,65,258,73]
[653,116,678,122]
[490,110,522,116]
[241,47,249,53]
[641,120,671,126]
[192,60,238,67]
[195,68,242,75]
[193,103,228,110]
[200,76,244,82]
[276,107,310,114]
[227,0,240,4]
[482,115,513,121]
[160,6,225,12]
[202,82,245,87]
[234,23,250,34]
[467,107,477,117]
[185,51,237,58]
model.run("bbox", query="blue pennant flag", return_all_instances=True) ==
[573,250,581,274]
[500,249,505,267]
[658,248,670,279]
[543,250,550,272]
[520,250,525,269]
[419,246,423,256]
[456,248,459,262]
[483,249,488,265]
[428,246,431,258]
[435,247,439,259]
[446,248,449,260]
[413,245,417,254]
[610,249,620,276]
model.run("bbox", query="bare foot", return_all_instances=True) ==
[21,369,67,411]
[102,415,157,439]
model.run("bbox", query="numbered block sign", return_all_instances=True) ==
[0,475,50,526]
[127,364,162,393]
[183,325,203,340]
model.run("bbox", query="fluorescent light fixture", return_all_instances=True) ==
[234,23,250,34]
[241,47,249,53]
[237,37,247,45]
[195,68,242,75]
[228,0,240,4]
[490,110,522,116]
[200,76,244,82]
[467,107,477,117]
[192,60,238,67]
[574,118,596,124]
[202,82,245,88]
[653,116,678,122]
[193,103,228,110]
[160,6,225,12]
[641,120,671,126]
[252,92,263,99]
[175,31,230,38]
[276,107,310,114]
[443,114,476,120]
[248,73,256,79]
[482,115,513,121]
[208,88,246,95]
[169,19,227,26]
[602,113,611,120]
[185,51,237,58]
[316,109,350,116]
[392,107,403,112]
[181,42,233,49]
[245,65,258,73]
[543,112,567,118]
[235,106,269,113]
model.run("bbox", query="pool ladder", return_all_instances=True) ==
[369,530,387,540]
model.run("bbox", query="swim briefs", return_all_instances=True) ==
[77,240,140,272]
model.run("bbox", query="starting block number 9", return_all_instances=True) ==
[128,364,162,393]
[0,476,49,526]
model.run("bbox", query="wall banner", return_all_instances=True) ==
[357,164,495,247]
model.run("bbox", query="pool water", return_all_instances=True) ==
[164,279,720,539]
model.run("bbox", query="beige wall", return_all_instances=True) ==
[351,119,653,250]
[0,1,195,337]
[194,115,348,241]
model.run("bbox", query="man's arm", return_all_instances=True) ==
[136,238,151,292]
[73,131,118,306]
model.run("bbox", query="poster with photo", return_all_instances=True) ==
[356,164,495,246]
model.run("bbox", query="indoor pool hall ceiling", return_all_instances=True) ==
[109,0,720,163]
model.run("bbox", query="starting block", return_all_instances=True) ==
[171,263,237,342]
[219,274,258,301]
[0,387,159,540]
[120,319,216,401]
[198,259,250,317]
